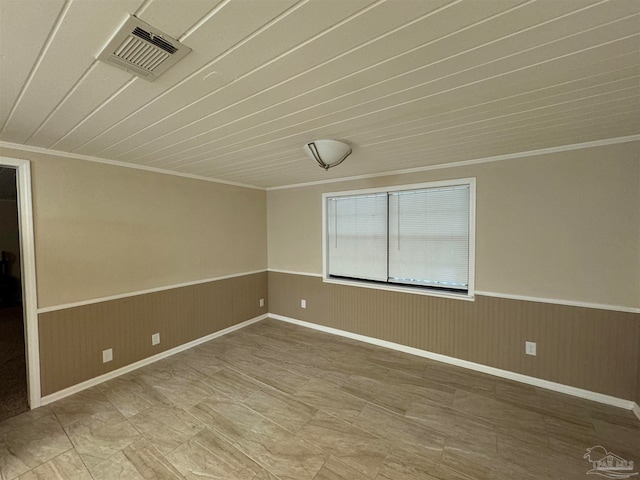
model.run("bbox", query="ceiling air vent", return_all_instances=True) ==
[97,15,191,81]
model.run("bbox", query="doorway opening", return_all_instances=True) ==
[0,167,27,420]
[0,158,40,420]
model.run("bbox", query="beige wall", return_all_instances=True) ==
[0,147,268,308]
[268,142,640,310]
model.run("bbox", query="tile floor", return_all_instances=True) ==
[0,318,638,479]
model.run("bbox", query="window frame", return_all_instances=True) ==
[322,178,476,301]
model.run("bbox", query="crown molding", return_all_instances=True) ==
[267,135,640,190]
[0,141,265,190]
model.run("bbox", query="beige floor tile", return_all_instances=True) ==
[282,358,351,386]
[312,456,371,480]
[134,360,202,388]
[329,357,389,383]
[384,370,456,406]
[353,404,444,462]
[493,380,541,410]
[229,356,311,395]
[177,349,227,378]
[88,439,183,480]
[366,350,428,378]
[50,388,124,428]
[405,401,497,453]
[297,411,388,478]
[98,375,172,418]
[423,365,496,397]
[441,440,496,480]
[205,367,263,401]
[0,411,73,480]
[188,390,264,442]
[293,378,366,423]
[452,389,548,437]
[165,427,260,480]
[128,405,203,455]
[592,419,640,454]
[17,449,91,480]
[251,469,281,480]
[241,387,316,434]
[234,419,327,480]
[64,417,141,467]
[341,375,414,415]
[378,447,471,480]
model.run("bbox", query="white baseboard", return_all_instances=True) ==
[40,314,268,406]
[269,314,638,413]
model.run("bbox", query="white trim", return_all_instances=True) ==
[322,277,475,301]
[269,314,638,411]
[266,270,640,314]
[268,269,323,278]
[37,269,268,313]
[267,135,640,191]
[0,157,41,408]
[475,291,640,314]
[0,141,264,191]
[632,403,640,422]
[40,314,268,406]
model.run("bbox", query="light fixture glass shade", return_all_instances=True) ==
[304,139,352,170]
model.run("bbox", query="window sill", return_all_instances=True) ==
[323,277,475,301]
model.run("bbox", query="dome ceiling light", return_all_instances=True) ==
[304,140,352,171]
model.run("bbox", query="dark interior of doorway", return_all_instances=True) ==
[0,306,27,421]
[0,167,28,422]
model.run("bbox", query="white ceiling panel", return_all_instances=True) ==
[26,62,132,148]
[0,0,144,144]
[137,0,223,39]
[120,0,461,163]
[129,3,640,170]
[93,0,379,159]
[0,0,638,188]
[160,33,640,172]
[63,0,300,155]
[0,0,65,129]
[125,0,530,165]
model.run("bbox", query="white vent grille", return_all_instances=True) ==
[97,15,191,81]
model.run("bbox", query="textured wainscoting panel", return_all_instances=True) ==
[637,327,640,404]
[38,272,268,396]
[268,272,640,400]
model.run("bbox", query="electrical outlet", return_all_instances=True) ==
[152,333,160,346]
[102,348,113,363]
[301,299,306,308]
[525,341,537,356]
[259,298,265,307]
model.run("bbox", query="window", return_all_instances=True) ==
[323,178,475,299]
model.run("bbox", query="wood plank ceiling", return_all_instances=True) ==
[0,0,638,188]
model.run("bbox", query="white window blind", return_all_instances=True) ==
[388,185,469,290]
[327,193,387,282]
[324,179,473,297]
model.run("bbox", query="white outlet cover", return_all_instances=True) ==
[102,348,113,363]
[525,341,537,356]
[152,333,160,345]
[259,298,265,307]
[301,299,306,308]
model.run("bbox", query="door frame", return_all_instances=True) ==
[1,156,40,408]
